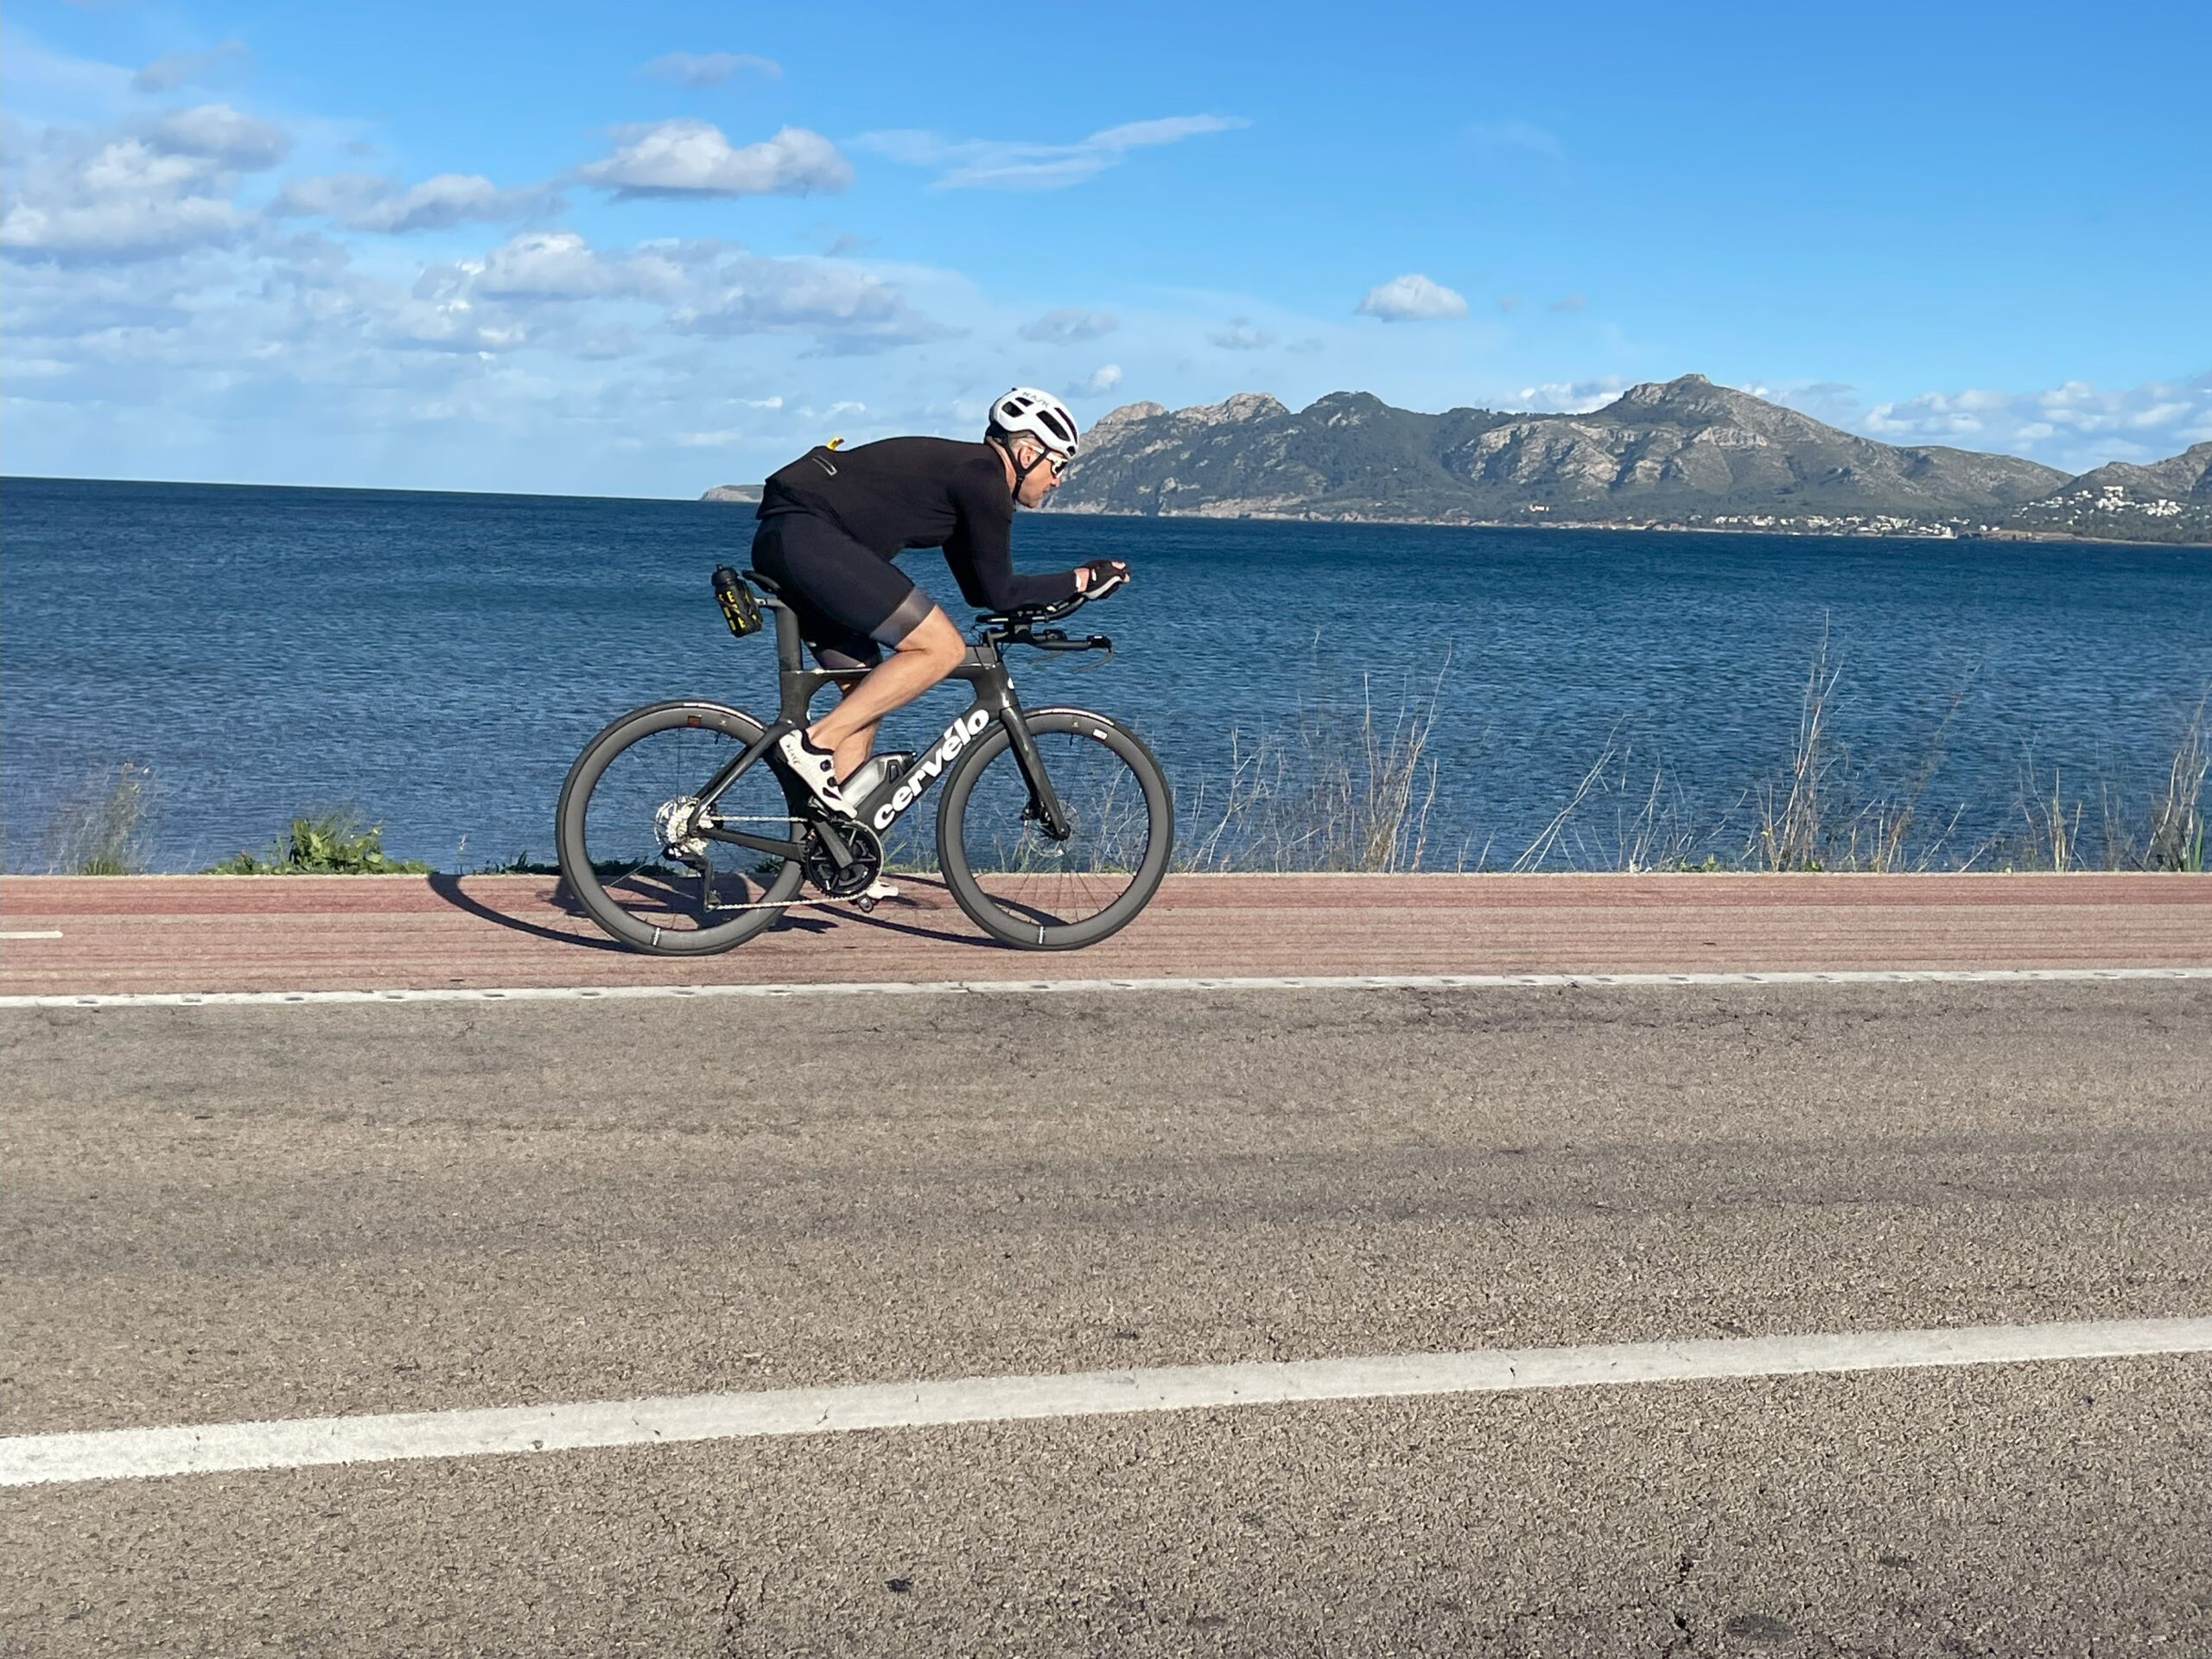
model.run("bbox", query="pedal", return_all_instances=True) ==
[852,896,877,914]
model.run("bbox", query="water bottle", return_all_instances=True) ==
[841,751,915,803]
[712,566,763,638]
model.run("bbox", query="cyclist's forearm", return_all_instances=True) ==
[951,543,1079,609]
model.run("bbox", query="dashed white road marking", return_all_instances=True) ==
[0,930,64,940]
[3,965,2209,1011]
[4,1317,2205,1487]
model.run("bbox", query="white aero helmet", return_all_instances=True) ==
[987,387,1080,458]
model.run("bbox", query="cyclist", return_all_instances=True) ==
[751,387,1129,819]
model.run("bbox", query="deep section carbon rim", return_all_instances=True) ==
[941,711,1172,949]
[559,704,805,954]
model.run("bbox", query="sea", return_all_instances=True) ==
[3,475,2208,874]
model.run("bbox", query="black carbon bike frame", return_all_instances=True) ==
[684,571,1103,880]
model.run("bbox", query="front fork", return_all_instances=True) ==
[1000,707,1073,841]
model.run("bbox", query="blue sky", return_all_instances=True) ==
[4,0,2207,495]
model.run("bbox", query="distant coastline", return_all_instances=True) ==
[1051,510,2211,551]
[1032,377,2212,550]
[696,484,2207,550]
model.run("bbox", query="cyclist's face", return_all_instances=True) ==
[1014,439,1067,507]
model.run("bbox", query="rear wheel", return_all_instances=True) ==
[556,702,806,955]
[938,709,1173,950]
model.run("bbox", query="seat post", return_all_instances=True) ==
[741,568,807,675]
[772,604,804,674]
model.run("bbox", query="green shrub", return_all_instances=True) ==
[207,811,433,875]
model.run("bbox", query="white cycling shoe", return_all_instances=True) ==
[777,729,854,817]
[863,878,900,901]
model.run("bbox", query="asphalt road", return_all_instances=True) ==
[5,980,2209,1656]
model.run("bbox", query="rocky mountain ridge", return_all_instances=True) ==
[700,378,2209,543]
[1046,376,2208,543]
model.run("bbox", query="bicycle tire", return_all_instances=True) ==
[556,701,807,956]
[937,708,1173,950]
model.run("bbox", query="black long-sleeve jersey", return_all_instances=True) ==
[757,436,1077,611]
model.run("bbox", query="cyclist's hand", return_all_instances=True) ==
[1075,559,1130,599]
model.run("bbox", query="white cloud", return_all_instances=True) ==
[1356,273,1468,323]
[641,52,782,87]
[470,231,630,299]
[1208,319,1274,351]
[1019,308,1116,344]
[358,175,553,234]
[1073,364,1123,397]
[273,171,558,234]
[147,104,289,168]
[855,114,1244,192]
[666,251,952,353]
[268,172,381,219]
[0,105,289,261]
[1746,379,1861,429]
[1859,372,2212,472]
[373,234,944,357]
[1515,377,1628,413]
[0,190,245,259]
[579,121,850,199]
[132,41,251,93]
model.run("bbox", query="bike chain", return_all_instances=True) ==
[694,813,882,913]
[704,891,874,915]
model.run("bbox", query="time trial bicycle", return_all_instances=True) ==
[555,568,1173,955]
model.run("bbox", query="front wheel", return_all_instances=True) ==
[556,701,807,956]
[938,709,1173,950]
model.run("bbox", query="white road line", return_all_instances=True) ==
[4,1317,2205,1488]
[0,930,64,940]
[3,966,2209,1011]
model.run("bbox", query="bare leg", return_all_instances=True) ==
[821,681,880,784]
[808,607,965,780]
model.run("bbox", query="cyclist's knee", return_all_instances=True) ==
[896,607,964,671]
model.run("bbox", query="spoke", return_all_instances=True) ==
[577,720,798,937]
[960,728,1154,930]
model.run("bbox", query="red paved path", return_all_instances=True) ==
[3,873,2209,997]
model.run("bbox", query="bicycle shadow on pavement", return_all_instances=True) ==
[827,877,1014,950]
[427,873,630,952]
[426,871,1010,954]
[428,871,852,949]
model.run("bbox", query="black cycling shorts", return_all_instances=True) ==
[748,510,938,670]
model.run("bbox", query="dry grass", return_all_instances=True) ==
[2005,691,2207,872]
[1509,729,1700,874]
[38,762,155,874]
[38,672,2207,881]
[2145,693,2209,872]
[1750,626,1840,871]
[1172,636,2212,878]
[2016,761,2086,872]
[1178,667,1446,873]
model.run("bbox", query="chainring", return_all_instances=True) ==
[801,822,884,899]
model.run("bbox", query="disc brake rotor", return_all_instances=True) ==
[654,796,709,859]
